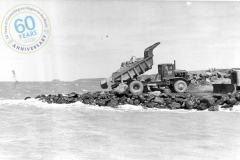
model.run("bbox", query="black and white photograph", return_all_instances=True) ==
[0,0,240,159]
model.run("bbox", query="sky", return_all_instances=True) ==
[0,0,240,81]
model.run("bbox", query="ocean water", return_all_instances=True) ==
[1,81,240,160]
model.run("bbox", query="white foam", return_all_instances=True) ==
[82,89,88,92]
[1,98,240,113]
[118,104,144,111]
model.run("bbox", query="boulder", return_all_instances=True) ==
[208,105,219,111]
[68,92,78,98]
[154,104,167,109]
[24,97,31,100]
[118,97,127,105]
[174,98,184,105]
[221,104,233,108]
[58,94,63,98]
[146,94,155,101]
[127,98,134,105]
[133,99,140,105]
[56,99,67,104]
[163,89,171,94]
[145,102,156,108]
[96,99,110,106]
[153,97,164,104]
[235,93,240,101]
[168,102,181,110]
[165,98,172,105]
[213,95,222,100]
[107,100,119,108]
[83,99,91,104]
[160,93,168,98]
[148,91,161,97]
[184,99,195,109]
[197,103,209,110]
[114,83,128,95]
[226,98,237,105]
[138,94,146,102]
[200,97,215,107]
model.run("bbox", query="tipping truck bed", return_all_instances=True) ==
[111,42,160,87]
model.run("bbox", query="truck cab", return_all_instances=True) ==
[156,62,188,81]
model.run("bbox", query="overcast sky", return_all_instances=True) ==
[0,0,240,81]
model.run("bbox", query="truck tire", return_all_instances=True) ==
[129,81,144,94]
[174,80,187,93]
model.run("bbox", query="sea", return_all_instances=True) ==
[0,80,240,160]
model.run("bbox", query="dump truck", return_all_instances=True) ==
[100,42,191,94]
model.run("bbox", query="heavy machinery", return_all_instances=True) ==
[100,42,191,94]
[212,69,240,94]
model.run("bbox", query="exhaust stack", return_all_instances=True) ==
[174,60,176,70]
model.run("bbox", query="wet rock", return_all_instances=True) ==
[184,99,195,109]
[149,91,161,97]
[145,102,156,108]
[35,94,45,99]
[81,92,94,99]
[24,97,31,100]
[138,94,146,102]
[221,104,233,108]
[107,100,118,108]
[96,99,110,106]
[160,93,168,98]
[226,98,237,105]
[127,98,134,105]
[197,103,208,110]
[235,93,240,101]
[208,105,219,111]
[163,89,171,94]
[53,96,59,102]
[213,95,222,100]
[146,94,155,101]
[131,95,139,100]
[133,99,140,105]
[118,97,127,105]
[200,97,215,107]
[168,94,175,99]
[68,92,78,98]
[227,93,233,98]
[175,94,187,99]
[57,94,63,99]
[83,99,91,104]
[168,102,181,110]
[165,98,172,105]
[153,97,164,104]
[114,83,128,95]
[155,104,167,109]
[56,99,66,104]
[185,93,192,98]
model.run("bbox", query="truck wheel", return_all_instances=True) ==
[129,81,144,94]
[174,80,187,93]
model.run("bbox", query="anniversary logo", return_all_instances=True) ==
[1,4,51,53]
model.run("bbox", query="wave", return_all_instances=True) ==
[0,98,240,112]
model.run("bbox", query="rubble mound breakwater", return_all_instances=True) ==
[25,90,240,111]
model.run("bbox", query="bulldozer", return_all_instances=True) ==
[212,69,240,94]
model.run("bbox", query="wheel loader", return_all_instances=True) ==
[212,69,240,94]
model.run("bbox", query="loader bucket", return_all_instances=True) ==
[100,79,108,89]
[212,84,235,94]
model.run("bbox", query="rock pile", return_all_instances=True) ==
[28,90,240,111]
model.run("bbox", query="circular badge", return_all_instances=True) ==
[1,4,51,53]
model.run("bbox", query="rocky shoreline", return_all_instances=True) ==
[25,89,240,111]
